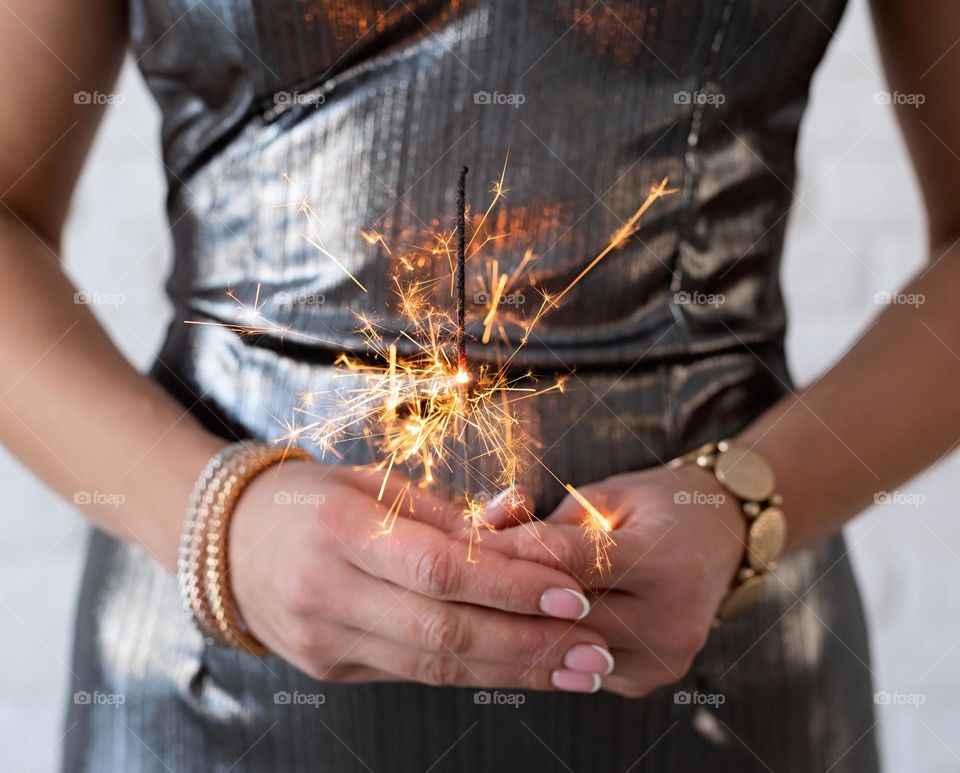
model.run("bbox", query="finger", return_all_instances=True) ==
[601,648,683,699]
[482,521,649,591]
[346,634,600,692]
[327,465,461,530]
[345,574,612,671]
[328,466,534,533]
[543,487,590,525]
[279,612,607,693]
[352,515,593,620]
[543,483,627,529]
[480,485,535,530]
[581,590,662,650]
[480,521,592,580]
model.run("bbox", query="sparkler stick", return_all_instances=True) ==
[455,166,468,372]
[453,166,488,560]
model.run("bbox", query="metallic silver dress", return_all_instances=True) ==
[64,1,880,770]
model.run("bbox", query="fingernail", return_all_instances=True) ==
[551,669,602,693]
[539,588,590,620]
[564,644,615,675]
[488,486,528,513]
[488,487,516,508]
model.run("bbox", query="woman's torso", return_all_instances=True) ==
[63,2,881,771]
[135,0,850,501]
[136,0,843,369]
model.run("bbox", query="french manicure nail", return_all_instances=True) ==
[493,485,532,516]
[564,644,615,675]
[489,486,521,510]
[551,669,602,693]
[539,588,590,620]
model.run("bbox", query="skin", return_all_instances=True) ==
[229,469,612,688]
[0,0,957,699]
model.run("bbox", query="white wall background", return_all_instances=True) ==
[2,1,958,770]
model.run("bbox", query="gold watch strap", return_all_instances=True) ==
[672,440,787,622]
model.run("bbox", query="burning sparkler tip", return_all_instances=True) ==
[564,483,616,574]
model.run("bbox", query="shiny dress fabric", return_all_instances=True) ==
[64,1,880,771]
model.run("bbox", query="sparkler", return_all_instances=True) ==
[190,162,675,573]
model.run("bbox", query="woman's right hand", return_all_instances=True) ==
[228,461,614,692]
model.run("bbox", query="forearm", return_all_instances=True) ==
[737,244,960,552]
[0,213,225,570]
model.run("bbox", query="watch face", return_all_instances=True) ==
[714,441,776,502]
[747,507,787,571]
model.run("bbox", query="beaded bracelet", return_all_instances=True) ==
[177,440,311,655]
[178,441,249,641]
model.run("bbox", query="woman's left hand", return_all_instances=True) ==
[482,463,747,698]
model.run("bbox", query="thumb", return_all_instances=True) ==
[325,465,460,530]
[545,484,597,526]
[479,485,535,530]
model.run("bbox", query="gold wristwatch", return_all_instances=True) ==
[669,440,787,622]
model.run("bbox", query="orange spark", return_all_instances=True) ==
[564,483,616,574]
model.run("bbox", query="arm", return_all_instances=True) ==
[0,0,225,570]
[741,0,960,551]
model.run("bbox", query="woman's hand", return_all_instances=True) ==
[482,463,746,699]
[228,462,615,692]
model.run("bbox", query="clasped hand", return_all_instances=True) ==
[230,461,743,697]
